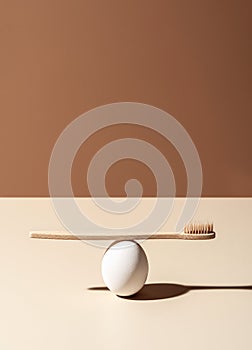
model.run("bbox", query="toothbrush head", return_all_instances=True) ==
[183,223,214,234]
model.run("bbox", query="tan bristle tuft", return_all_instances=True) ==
[183,222,214,234]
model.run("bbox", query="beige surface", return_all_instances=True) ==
[0,198,251,349]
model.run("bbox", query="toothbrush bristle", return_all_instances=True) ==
[183,223,214,234]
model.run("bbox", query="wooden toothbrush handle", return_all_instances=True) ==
[30,231,215,240]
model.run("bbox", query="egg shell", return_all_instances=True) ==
[101,240,149,296]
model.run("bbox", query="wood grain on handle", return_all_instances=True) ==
[30,231,216,240]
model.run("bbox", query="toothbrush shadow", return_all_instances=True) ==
[88,283,252,301]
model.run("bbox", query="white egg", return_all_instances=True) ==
[101,240,149,297]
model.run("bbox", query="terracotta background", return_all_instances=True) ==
[0,0,251,196]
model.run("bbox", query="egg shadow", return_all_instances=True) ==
[88,283,252,301]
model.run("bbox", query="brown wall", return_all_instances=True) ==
[0,0,251,196]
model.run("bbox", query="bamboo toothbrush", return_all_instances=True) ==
[30,223,215,241]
